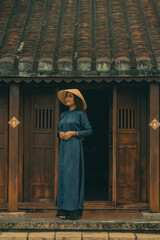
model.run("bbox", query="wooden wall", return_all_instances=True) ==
[23,87,57,203]
[0,87,8,204]
[116,87,140,203]
[0,82,159,212]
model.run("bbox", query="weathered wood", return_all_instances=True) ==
[140,90,147,202]
[137,93,141,200]
[0,203,8,210]
[149,82,159,212]
[116,88,140,203]
[30,92,34,201]
[54,86,59,201]
[24,88,55,202]
[24,90,31,201]
[18,90,24,201]
[8,83,19,211]
[0,88,9,204]
[108,93,113,201]
[147,91,150,203]
[18,201,149,210]
[112,86,117,205]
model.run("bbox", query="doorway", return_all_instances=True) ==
[83,90,109,201]
[19,84,149,210]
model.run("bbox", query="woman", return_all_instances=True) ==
[56,89,92,220]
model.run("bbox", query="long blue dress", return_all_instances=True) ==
[56,108,92,211]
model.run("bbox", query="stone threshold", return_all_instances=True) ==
[142,212,160,218]
[0,218,160,233]
[0,212,26,218]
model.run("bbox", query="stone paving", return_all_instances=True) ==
[0,212,160,239]
[1,232,160,240]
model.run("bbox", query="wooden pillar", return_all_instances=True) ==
[54,86,59,201]
[8,83,19,211]
[112,86,117,205]
[149,82,159,212]
[140,91,147,202]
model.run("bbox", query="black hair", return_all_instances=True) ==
[74,94,86,114]
[65,91,86,114]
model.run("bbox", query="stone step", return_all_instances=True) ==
[1,232,160,240]
[1,218,160,233]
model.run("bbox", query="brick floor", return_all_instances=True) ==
[136,234,160,240]
[0,233,28,240]
[109,233,135,240]
[28,232,55,240]
[83,232,108,240]
[56,232,81,240]
[0,232,160,240]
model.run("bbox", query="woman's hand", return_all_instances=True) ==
[59,131,75,140]
[59,131,65,139]
[63,131,74,140]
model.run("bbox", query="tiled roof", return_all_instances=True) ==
[0,0,160,78]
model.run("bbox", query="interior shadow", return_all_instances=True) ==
[83,89,109,201]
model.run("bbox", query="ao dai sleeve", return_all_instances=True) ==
[78,112,92,138]
[57,112,65,138]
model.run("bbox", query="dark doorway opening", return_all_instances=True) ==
[83,90,109,201]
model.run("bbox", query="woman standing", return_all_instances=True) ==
[56,89,92,220]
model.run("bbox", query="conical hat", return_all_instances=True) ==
[57,89,87,110]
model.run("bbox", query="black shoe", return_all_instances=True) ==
[56,209,68,218]
[68,209,82,220]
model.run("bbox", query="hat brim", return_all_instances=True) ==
[57,89,87,110]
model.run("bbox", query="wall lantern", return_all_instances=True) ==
[8,116,20,128]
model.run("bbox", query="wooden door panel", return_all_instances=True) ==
[31,89,55,202]
[32,148,54,184]
[116,183,139,203]
[24,87,55,202]
[117,133,137,145]
[33,133,54,146]
[0,149,7,203]
[109,94,113,201]
[116,88,140,203]
[0,90,8,203]
[32,149,44,183]
[117,148,139,183]
[32,186,54,201]
[44,149,55,183]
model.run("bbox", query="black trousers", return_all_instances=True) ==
[56,209,83,219]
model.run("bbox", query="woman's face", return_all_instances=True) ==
[65,92,76,107]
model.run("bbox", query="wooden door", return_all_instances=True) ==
[116,88,140,203]
[108,92,113,201]
[24,87,56,202]
[0,88,8,203]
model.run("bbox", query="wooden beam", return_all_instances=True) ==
[8,83,19,211]
[112,86,117,205]
[149,82,159,212]
[54,86,59,201]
